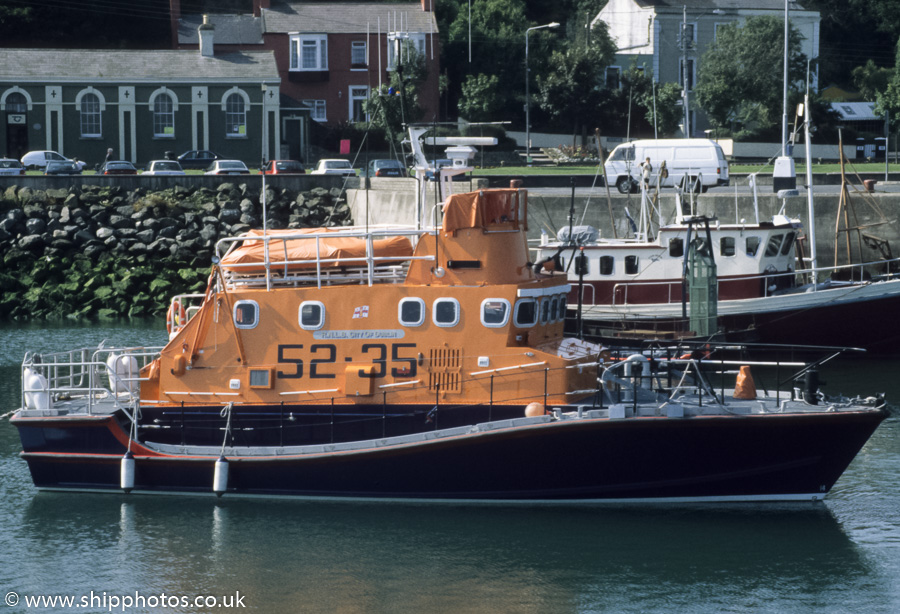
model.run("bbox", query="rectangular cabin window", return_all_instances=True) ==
[599,255,614,275]
[669,238,684,258]
[780,232,796,255]
[514,299,537,327]
[625,255,639,275]
[249,368,273,389]
[746,236,760,257]
[765,234,784,257]
[720,237,735,257]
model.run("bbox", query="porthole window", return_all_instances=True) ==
[720,237,735,257]
[398,297,425,327]
[433,298,459,327]
[299,301,325,330]
[514,298,537,328]
[481,298,510,328]
[625,255,640,275]
[599,255,614,276]
[669,238,684,258]
[234,300,259,329]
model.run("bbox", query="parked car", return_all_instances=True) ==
[0,158,26,176]
[365,159,406,177]
[177,150,220,170]
[143,160,186,175]
[604,138,729,194]
[44,161,83,176]
[311,159,357,176]
[205,160,250,175]
[260,160,305,175]
[21,150,72,170]
[98,161,138,175]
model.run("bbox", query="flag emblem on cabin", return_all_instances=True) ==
[352,305,369,319]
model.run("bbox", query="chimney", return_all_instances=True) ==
[170,0,182,49]
[253,0,271,18]
[420,0,432,11]
[199,14,214,57]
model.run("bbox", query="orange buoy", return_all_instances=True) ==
[733,365,757,399]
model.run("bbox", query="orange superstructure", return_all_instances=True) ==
[142,188,601,411]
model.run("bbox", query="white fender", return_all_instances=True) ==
[107,354,139,396]
[213,456,229,496]
[24,367,52,410]
[120,451,135,493]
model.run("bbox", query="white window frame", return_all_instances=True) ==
[291,34,328,71]
[349,86,369,123]
[351,41,367,68]
[299,300,326,330]
[151,90,176,138]
[513,298,537,328]
[398,297,425,327]
[233,300,259,330]
[480,298,511,328]
[303,100,326,122]
[77,91,103,138]
[222,89,249,138]
[432,298,460,328]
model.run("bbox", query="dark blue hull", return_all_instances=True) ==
[14,405,888,502]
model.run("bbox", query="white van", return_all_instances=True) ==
[604,139,729,194]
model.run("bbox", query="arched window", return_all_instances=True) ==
[153,92,175,138]
[225,93,246,137]
[80,93,101,137]
[6,92,26,113]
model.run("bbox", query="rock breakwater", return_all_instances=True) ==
[0,182,353,321]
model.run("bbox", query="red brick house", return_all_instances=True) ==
[172,0,440,128]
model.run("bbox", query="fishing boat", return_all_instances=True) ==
[533,170,900,351]
[8,152,889,501]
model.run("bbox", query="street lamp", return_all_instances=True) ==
[681,6,723,138]
[525,22,559,165]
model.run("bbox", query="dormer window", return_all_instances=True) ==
[291,34,328,71]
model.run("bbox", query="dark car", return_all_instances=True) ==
[98,161,138,175]
[261,160,305,175]
[366,159,406,178]
[177,150,220,170]
[44,161,82,176]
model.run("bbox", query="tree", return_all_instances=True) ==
[694,16,807,140]
[877,41,900,132]
[853,60,892,102]
[364,42,429,142]
[458,74,504,121]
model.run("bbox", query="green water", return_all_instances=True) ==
[1,322,898,613]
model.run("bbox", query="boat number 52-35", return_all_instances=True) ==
[276,343,417,379]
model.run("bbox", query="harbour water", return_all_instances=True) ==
[1,321,898,613]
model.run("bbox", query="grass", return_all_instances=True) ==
[472,162,900,175]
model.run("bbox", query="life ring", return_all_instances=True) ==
[166,301,187,334]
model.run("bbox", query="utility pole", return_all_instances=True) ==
[682,5,690,138]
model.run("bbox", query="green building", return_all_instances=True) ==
[0,45,283,168]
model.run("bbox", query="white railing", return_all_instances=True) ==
[21,346,163,415]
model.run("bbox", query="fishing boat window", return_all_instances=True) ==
[558,294,567,320]
[669,238,684,258]
[233,300,259,329]
[764,234,784,257]
[514,299,537,327]
[780,232,796,255]
[746,236,760,257]
[599,255,614,275]
[433,298,460,327]
[540,298,550,324]
[299,301,325,330]
[625,255,639,275]
[720,236,735,257]
[549,296,559,321]
[481,299,511,328]
[398,297,426,327]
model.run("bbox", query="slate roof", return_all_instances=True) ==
[263,2,438,34]
[633,1,808,10]
[831,102,881,122]
[179,14,264,45]
[0,49,279,83]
